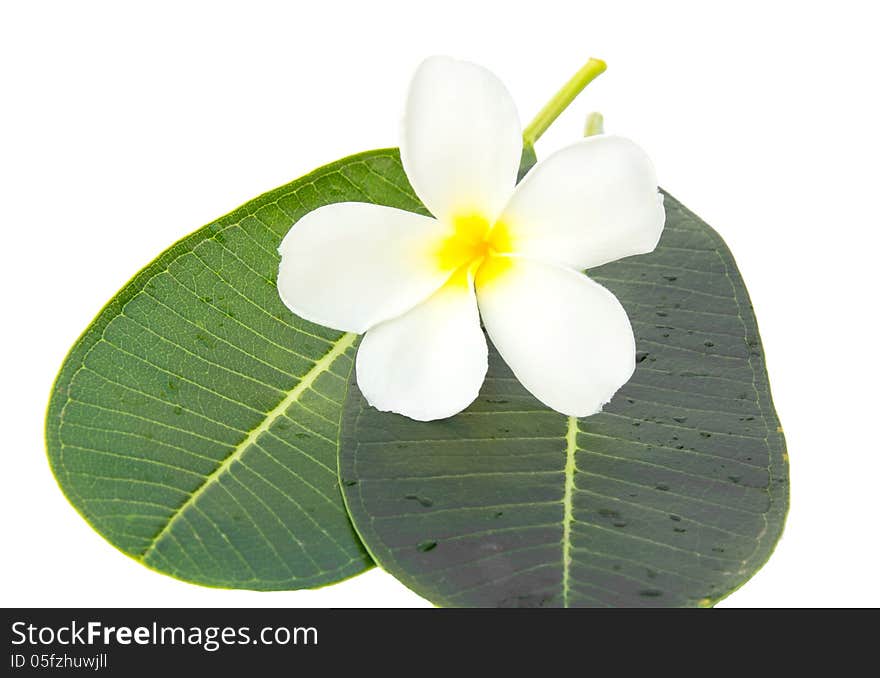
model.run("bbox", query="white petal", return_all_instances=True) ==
[498,135,665,270]
[476,257,635,416]
[401,56,522,225]
[277,202,451,333]
[356,272,488,421]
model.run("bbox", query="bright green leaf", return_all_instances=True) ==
[45,149,430,590]
[339,191,789,607]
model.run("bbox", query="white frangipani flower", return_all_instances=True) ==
[277,56,665,421]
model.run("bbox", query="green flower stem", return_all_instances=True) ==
[522,57,606,147]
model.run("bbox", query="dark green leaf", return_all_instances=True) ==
[340,191,789,607]
[45,149,429,590]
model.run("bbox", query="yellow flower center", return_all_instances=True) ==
[436,213,514,288]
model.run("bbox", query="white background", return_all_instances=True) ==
[2,0,878,608]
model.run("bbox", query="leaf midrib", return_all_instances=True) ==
[139,331,357,560]
[562,415,577,607]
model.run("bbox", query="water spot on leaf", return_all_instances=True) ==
[405,494,434,508]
